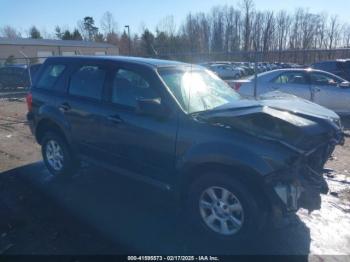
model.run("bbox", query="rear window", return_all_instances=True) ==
[69,65,106,100]
[341,61,350,71]
[313,62,337,71]
[36,64,65,89]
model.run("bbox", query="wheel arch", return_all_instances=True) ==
[35,118,69,145]
[179,162,271,214]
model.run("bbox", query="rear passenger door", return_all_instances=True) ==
[57,63,110,158]
[269,71,311,100]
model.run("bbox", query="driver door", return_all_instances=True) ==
[99,65,178,185]
[310,72,350,114]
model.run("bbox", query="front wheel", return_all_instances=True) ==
[41,132,78,177]
[186,174,263,241]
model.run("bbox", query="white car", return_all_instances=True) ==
[227,68,350,115]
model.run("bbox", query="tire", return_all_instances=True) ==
[41,131,79,177]
[186,173,262,242]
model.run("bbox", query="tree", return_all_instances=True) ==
[119,31,130,55]
[29,26,42,39]
[5,55,16,65]
[211,8,225,52]
[100,11,118,36]
[62,30,72,40]
[95,33,104,42]
[141,29,156,56]
[83,16,99,41]
[157,15,176,37]
[327,15,340,50]
[0,25,21,39]
[241,0,254,52]
[55,26,63,39]
[72,29,83,40]
[106,31,119,45]
[276,11,291,52]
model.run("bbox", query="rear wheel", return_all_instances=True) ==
[41,132,78,177]
[186,173,263,241]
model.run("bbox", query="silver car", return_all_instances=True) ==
[208,64,241,80]
[228,68,350,115]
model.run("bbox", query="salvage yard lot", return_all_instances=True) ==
[0,97,350,255]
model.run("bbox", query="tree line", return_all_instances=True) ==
[1,0,350,59]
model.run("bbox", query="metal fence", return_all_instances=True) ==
[1,47,350,93]
[154,48,350,64]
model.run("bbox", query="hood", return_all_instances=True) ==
[196,92,342,153]
[259,91,339,120]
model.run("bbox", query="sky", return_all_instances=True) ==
[0,0,349,37]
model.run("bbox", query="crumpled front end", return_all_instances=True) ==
[265,132,344,216]
[197,94,345,222]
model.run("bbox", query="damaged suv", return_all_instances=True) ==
[27,56,344,240]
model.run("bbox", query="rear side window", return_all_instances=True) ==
[69,65,106,100]
[36,64,65,89]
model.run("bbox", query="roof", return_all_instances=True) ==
[0,38,116,48]
[47,55,188,68]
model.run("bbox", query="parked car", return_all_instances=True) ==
[0,64,42,89]
[207,64,241,79]
[311,59,350,81]
[228,68,350,115]
[27,56,344,241]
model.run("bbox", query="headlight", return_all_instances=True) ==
[329,117,342,129]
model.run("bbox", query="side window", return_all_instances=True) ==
[69,65,106,100]
[36,64,65,89]
[273,72,308,85]
[111,68,157,107]
[311,73,341,86]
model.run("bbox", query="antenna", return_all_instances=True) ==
[187,13,193,112]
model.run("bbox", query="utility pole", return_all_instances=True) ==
[124,25,131,56]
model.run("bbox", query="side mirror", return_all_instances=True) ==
[136,98,169,118]
[339,81,350,88]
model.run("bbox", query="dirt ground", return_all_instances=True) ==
[0,98,349,256]
[0,98,41,172]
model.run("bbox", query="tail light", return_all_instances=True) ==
[26,92,33,112]
[233,83,242,91]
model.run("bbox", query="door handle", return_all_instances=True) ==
[107,115,123,124]
[312,87,321,93]
[59,102,71,112]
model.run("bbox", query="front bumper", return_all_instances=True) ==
[264,135,342,215]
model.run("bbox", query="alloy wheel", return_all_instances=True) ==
[199,186,244,236]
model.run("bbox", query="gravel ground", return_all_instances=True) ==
[0,98,349,256]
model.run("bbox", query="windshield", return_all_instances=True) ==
[158,67,241,113]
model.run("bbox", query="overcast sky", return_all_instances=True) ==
[0,0,349,36]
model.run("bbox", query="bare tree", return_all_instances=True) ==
[327,15,341,50]
[262,11,275,56]
[0,25,21,39]
[100,11,118,36]
[275,11,291,60]
[240,0,254,52]
[157,15,177,37]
